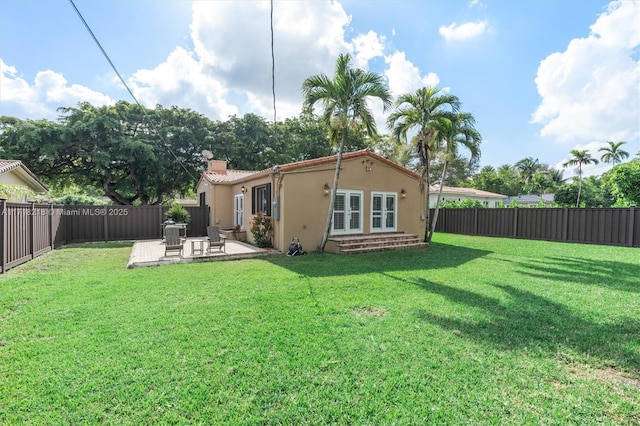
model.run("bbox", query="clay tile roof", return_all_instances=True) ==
[0,160,22,174]
[277,149,421,179]
[0,159,48,191]
[201,169,259,184]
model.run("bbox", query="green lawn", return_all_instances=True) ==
[1,234,638,424]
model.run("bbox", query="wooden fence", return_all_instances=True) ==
[0,201,209,273]
[433,207,639,247]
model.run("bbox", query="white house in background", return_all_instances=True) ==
[429,186,506,208]
[504,194,555,207]
[0,160,47,202]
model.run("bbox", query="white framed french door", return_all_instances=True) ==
[234,194,244,229]
[371,192,397,232]
[332,190,363,234]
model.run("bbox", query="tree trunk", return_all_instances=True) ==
[427,159,448,243]
[576,165,582,208]
[319,127,347,253]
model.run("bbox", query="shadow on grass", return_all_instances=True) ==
[413,278,640,372]
[508,256,640,293]
[265,242,492,278]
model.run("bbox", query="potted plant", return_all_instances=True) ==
[164,202,190,224]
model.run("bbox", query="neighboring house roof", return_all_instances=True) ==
[431,186,506,199]
[504,194,555,204]
[0,159,47,192]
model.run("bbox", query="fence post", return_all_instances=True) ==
[563,207,569,241]
[629,206,635,247]
[0,199,5,273]
[512,207,518,238]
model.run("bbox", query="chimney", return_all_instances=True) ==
[208,160,228,172]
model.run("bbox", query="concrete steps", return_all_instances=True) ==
[328,232,427,254]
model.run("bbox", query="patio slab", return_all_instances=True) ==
[127,238,276,269]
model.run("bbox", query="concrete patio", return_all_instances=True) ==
[127,237,276,268]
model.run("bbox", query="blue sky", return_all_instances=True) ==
[1,0,639,178]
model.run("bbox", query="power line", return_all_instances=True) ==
[67,0,198,183]
[270,0,276,122]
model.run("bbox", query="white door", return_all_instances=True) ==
[332,190,363,234]
[371,192,397,232]
[234,194,244,229]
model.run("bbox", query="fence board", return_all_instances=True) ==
[433,207,639,247]
[0,202,209,273]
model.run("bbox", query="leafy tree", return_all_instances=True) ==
[275,109,332,162]
[302,53,391,252]
[562,149,599,208]
[429,154,478,187]
[514,157,543,191]
[554,176,613,208]
[0,116,76,186]
[429,111,481,242]
[471,164,523,196]
[387,87,460,242]
[599,141,629,165]
[601,158,640,206]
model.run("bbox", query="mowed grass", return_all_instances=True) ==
[0,234,638,424]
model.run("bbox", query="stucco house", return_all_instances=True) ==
[196,149,427,254]
[196,150,509,253]
[0,160,48,202]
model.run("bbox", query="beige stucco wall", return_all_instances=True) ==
[275,156,424,252]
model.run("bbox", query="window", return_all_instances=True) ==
[251,183,271,216]
[234,194,244,228]
[199,192,206,207]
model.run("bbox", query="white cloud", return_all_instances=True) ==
[351,31,386,69]
[384,51,440,96]
[129,47,238,119]
[0,59,113,119]
[532,0,640,144]
[438,21,489,42]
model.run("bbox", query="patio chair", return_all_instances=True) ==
[164,225,184,257]
[206,225,226,253]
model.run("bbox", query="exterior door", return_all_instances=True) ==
[371,192,397,232]
[332,190,363,234]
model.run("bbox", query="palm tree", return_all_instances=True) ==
[562,149,599,207]
[514,157,542,192]
[428,112,480,242]
[387,87,460,242]
[302,54,391,252]
[599,141,629,165]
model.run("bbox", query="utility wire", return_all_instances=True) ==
[68,0,198,183]
[270,0,276,122]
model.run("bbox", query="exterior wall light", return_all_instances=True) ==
[323,183,331,195]
[400,188,407,198]
[241,185,247,194]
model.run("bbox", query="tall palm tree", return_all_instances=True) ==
[302,54,391,252]
[514,157,542,192]
[599,141,629,165]
[387,87,460,242]
[563,149,599,207]
[428,112,480,242]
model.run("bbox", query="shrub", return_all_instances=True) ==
[250,213,273,248]
[164,202,190,223]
